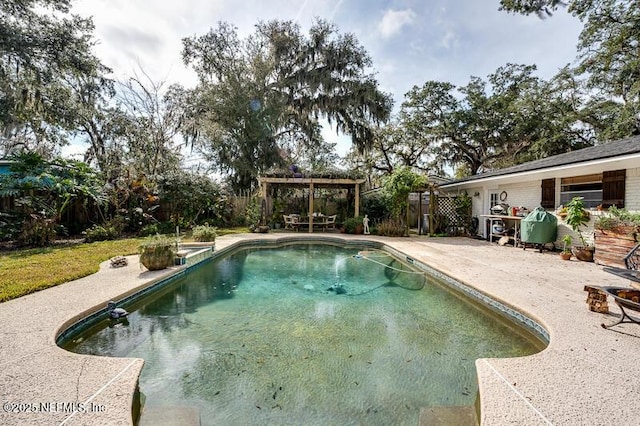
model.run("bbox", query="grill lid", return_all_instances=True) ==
[521,207,558,244]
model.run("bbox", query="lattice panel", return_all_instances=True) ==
[431,196,472,235]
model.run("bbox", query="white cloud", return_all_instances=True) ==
[441,28,458,49]
[378,9,417,39]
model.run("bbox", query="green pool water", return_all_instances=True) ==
[61,244,543,426]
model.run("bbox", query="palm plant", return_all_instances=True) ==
[564,196,591,247]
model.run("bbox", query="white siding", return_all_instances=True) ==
[467,187,484,220]
[626,167,640,211]
[497,181,541,212]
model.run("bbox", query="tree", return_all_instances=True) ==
[115,71,184,178]
[181,19,392,191]
[403,64,593,174]
[0,0,110,157]
[155,170,234,228]
[574,0,640,138]
[500,1,640,140]
[343,82,451,186]
[513,66,595,162]
[382,166,427,222]
[499,0,568,17]
[401,65,536,174]
[343,119,441,188]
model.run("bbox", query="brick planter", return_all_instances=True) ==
[594,227,639,267]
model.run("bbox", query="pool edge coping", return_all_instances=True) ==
[54,234,552,425]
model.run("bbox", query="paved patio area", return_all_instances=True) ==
[0,233,638,425]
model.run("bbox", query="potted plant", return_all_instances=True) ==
[560,235,572,260]
[563,196,594,262]
[593,206,640,267]
[556,206,568,219]
[139,234,177,271]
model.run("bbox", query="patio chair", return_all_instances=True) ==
[325,215,337,231]
[625,243,640,270]
[283,215,294,230]
[601,243,640,329]
[290,214,301,231]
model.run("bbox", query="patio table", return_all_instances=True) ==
[481,214,523,246]
[289,215,330,232]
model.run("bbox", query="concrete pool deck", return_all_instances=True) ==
[0,233,638,425]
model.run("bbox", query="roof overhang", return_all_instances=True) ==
[440,153,640,190]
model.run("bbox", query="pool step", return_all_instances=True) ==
[419,406,478,426]
[139,406,200,426]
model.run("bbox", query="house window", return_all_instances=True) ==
[560,173,602,208]
[490,192,499,207]
[559,170,626,209]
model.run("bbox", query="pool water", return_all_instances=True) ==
[61,244,543,426]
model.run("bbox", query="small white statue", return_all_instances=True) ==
[363,214,370,235]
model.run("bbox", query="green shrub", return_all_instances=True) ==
[83,224,119,242]
[139,223,160,237]
[375,218,407,237]
[595,205,640,231]
[192,224,217,242]
[245,198,261,231]
[343,216,363,234]
[594,216,620,231]
[362,193,392,222]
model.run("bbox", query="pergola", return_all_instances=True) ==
[259,175,365,233]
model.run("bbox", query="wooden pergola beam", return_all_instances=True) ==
[259,177,366,186]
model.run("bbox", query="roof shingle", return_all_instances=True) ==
[441,135,640,187]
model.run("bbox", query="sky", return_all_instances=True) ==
[70,0,584,158]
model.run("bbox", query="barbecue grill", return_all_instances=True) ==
[520,207,558,252]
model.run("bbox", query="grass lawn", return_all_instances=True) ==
[0,228,249,303]
[0,239,142,303]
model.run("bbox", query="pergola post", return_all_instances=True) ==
[429,186,435,237]
[354,182,360,217]
[418,191,423,235]
[261,180,268,208]
[308,182,314,233]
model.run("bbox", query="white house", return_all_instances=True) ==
[439,136,640,245]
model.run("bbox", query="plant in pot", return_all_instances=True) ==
[593,206,640,266]
[139,234,177,271]
[563,196,594,261]
[560,234,573,260]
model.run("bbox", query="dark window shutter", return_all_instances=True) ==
[541,178,555,208]
[602,169,626,208]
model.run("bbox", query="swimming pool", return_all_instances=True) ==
[60,243,544,425]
